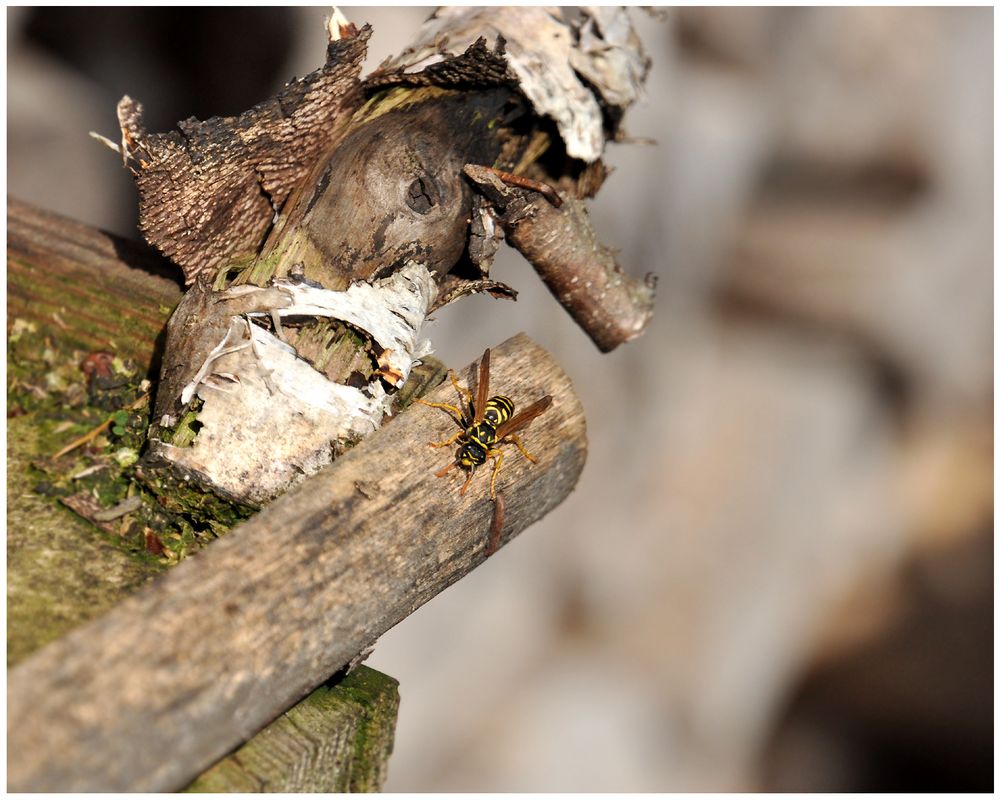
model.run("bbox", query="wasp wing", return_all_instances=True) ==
[473,348,491,424]
[494,395,553,440]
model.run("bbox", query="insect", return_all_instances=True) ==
[417,348,553,500]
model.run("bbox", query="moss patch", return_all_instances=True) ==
[7,409,157,666]
[8,317,254,573]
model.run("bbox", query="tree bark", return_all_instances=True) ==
[108,8,650,505]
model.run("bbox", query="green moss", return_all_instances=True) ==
[6,377,160,666]
[137,463,256,530]
[231,248,286,288]
[8,318,255,572]
[335,667,400,792]
[160,399,204,448]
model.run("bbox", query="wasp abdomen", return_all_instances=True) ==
[483,395,514,427]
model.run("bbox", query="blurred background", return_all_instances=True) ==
[8,6,993,791]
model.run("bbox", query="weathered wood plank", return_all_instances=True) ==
[184,666,400,793]
[7,199,401,789]
[6,197,182,362]
[7,332,587,792]
[7,199,182,665]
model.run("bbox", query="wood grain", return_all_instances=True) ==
[6,197,182,362]
[8,332,587,792]
[184,666,400,793]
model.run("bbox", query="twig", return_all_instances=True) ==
[472,164,563,208]
[464,165,655,352]
[52,394,150,459]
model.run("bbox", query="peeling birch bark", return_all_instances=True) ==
[374,6,649,162]
[151,262,437,505]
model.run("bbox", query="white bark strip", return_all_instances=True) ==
[381,7,648,163]
[256,261,437,385]
[165,262,437,505]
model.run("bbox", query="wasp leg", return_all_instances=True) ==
[507,433,538,464]
[449,370,473,408]
[429,429,464,448]
[487,449,505,500]
[415,397,465,428]
[487,492,506,556]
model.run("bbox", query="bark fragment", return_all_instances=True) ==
[373,7,649,162]
[152,262,437,505]
[116,27,372,286]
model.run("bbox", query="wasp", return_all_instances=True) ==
[417,348,552,499]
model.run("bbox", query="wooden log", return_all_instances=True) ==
[7,197,182,363]
[184,666,400,793]
[7,198,182,663]
[7,332,587,792]
[7,198,402,788]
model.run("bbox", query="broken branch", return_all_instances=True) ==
[465,164,656,352]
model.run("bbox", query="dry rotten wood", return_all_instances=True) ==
[104,8,650,507]
[7,332,587,793]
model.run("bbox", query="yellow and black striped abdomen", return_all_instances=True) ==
[482,395,514,427]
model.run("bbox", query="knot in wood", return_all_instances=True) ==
[406,176,440,215]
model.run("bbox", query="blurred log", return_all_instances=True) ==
[8,332,587,792]
[7,197,182,361]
